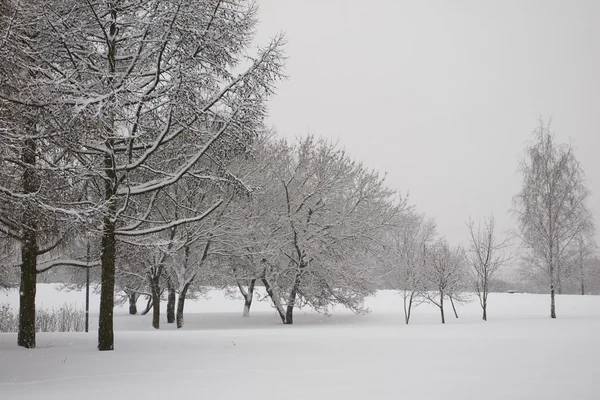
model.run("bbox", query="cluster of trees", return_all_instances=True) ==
[1,2,597,353]
[0,0,284,350]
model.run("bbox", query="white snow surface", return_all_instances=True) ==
[1,285,600,399]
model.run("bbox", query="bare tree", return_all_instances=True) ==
[423,241,466,324]
[465,215,510,321]
[572,233,597,295]
[512,120,593,318]
[379,211,435,324]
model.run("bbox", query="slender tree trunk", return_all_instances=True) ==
[549,242,556,318]
[482,296,487,321]
[128,292,138,315]
[242,279,256,317]
[403,292,413,324]
[17,138,39,349]
[141,295,152,315]
[450,295,459,318]
[550,284,556,319]
[439,294,445,324]
[284,271,301,325]
[580,252,585,295]
[166,286,176,323]
[262,278,286,323]
[176,282,191,329]
[150,270,161,329]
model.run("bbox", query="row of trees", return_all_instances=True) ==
[1,1,596,352]
[0,0,285,350]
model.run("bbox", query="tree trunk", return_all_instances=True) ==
[242,279,256,317]
[440,294,445,324]
[549,242,556,318]
[150,270,161,329]
[17,138,39,349]
[176,282,191,329]
[580,253,585,295]
[450,295,459,319]
[141,295,152,315]
[550,284,556,319]
[128,292,138,315]
[18,240,37,348]
[403,292,413,324]
[283,268,303,325]
[262,278,286,323]
[97,1,119,353]
[166,286,176,323]
[98,215,116,350]
[482,296,487,321]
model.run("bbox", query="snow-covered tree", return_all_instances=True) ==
[465,215,510,321]
[0,0,284,350]
[241,137,401,324]
[513,120,593,318]
[379,211,435,324]
[423,241,467,324]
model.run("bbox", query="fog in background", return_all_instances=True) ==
[255,0,600,257]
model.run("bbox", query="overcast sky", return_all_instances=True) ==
[255,0,600,248]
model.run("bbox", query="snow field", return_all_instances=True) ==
[1,285,599,400]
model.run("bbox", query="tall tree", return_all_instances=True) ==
[513,121,593,318]
[2,0,284,350]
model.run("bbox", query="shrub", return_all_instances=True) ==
[0,303,85,333]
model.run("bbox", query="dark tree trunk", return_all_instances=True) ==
[450,295,459,319]
[550,284,556,319]
[150,270,162,329]
[440,294,445,324]
[128,292,138,315]
[549,244,556,318]
[166,286,176,323]
[176,282,191,329]
[262,278,286,323]
[141,295,153,315]
[18,233,37,348]
[482,297,487,321]
[403,292,414,324]
[98,214,116,350]
[580,255,585,295]
[97,0,119,352]
[17,138,39,349]
[283,267,303,325]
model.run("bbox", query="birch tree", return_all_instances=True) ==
[513,121,593,318]
[465,215,510,321]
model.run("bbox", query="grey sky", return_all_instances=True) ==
[255,0,600,247]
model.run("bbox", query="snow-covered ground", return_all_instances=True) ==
[1,285,599,400]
